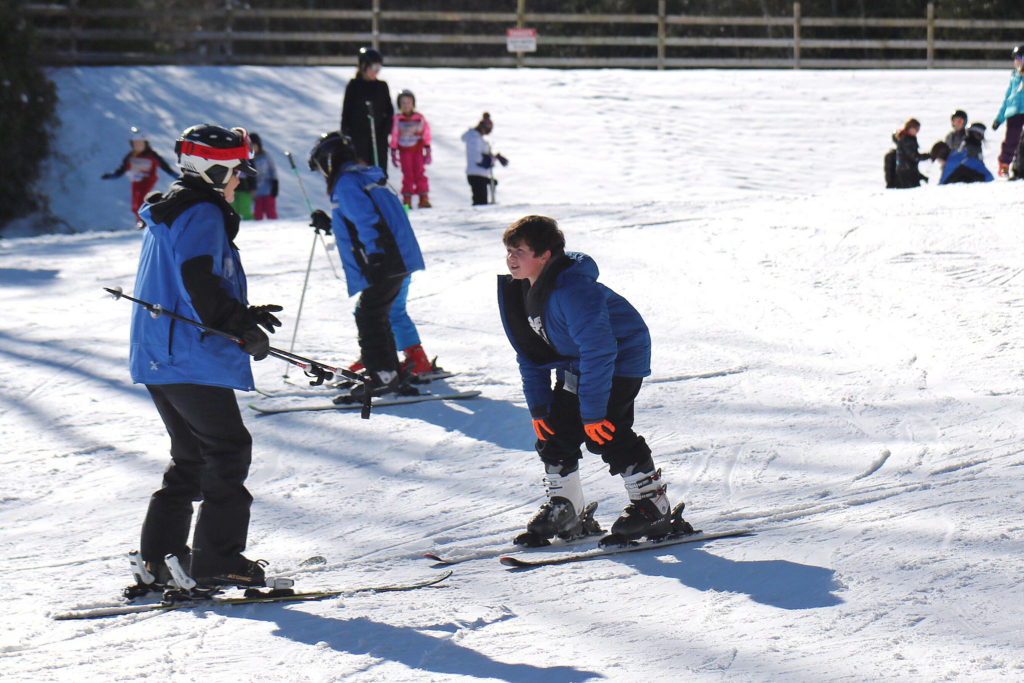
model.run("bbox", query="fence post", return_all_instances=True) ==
[372,0,380,50]
[516,0,525,68]
[792,2,801,69]
[657,0,666,70]
[223,1,234,64]
[926,2,934,68]
[68,0,79,62]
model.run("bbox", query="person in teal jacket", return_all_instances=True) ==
[992,44,1024,176]
[130,124,283,594]
[498,215,682,548]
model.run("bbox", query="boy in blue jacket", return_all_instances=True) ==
[308,131,425,399]
[498,215,680,546]
[131,124,283,592]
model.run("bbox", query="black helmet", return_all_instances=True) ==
[308,131,356,177]
[1014,44,1024,59]
[358,46,383,66]
[175,124,256,190]
[396,89,415,109]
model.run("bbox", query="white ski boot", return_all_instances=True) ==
[515,464,603,547]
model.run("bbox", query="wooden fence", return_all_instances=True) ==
[23,1,1024,69]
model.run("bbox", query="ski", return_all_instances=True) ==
[249,390,480,415]
[423,501,605,566]
[646,366,747,384]
[498,529,754,569]
[52,570,453,620]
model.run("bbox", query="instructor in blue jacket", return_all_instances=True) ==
[129,124,282,592]
[498,215,682,548]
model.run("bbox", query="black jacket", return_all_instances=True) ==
[341,77,393,171]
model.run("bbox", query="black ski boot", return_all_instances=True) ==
[335,369,419,404]
[600,467,673,546]
[514,465,602,547]
[193,557,268,590]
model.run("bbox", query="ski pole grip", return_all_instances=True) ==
[285,151,297,170]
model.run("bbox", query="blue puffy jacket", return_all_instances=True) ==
[130,182,254,391]
[497,252,651,422]
[330,162,424,296]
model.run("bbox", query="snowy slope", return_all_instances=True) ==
[2,66,1024,681]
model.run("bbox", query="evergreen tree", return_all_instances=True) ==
[0,1,59,232]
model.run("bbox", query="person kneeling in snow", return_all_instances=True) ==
[498,215,686,547]
[885,118,930,188]
[930,123,994,185]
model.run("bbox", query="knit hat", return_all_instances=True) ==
[951,110,967,122]
[477,112,493,133]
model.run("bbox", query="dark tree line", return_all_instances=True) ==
[1,2,59,232]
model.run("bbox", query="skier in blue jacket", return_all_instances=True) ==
[497,215,680,546]
[130,124,283,593]
[308,131,425,399]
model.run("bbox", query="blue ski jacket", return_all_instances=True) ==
[940,149,994,184]
[130,180,254,390]
[330,162,424,296]
[497,251,651,422]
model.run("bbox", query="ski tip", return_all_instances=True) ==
[498,556,532,569]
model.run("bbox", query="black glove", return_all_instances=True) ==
[240,327,269,361]
[249,304,283,333]
[102,173,115,179]
[992,119,1001,131]
[496,153,509,167]
[271,179,279,198]
[479,154,494,169]
[310,209,332,235]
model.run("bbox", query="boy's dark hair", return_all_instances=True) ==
[503,215,566,256]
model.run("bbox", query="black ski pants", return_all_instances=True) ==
[140,383,253,577]
[468,175,492,205]
[354,272,406,374]
[536,376,653,477]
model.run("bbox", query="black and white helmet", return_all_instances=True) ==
[308,131,356,178]
[1014,44,1024,59]
[175,124,256,190]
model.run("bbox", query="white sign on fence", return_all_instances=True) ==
[506,28,537,53]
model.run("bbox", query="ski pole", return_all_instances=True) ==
[104,287,373,417]
[283,151,339,381]
[286,151,339,279]
[366,100,379,168]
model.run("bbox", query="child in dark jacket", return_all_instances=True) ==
[102,127,176,221]
[885,118,930,189]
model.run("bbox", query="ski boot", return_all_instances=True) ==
[599,465,674,548]
[178,555,295,600]
[418,193,431,209]
[334,369,419,404]
[402,193,413,209]
[514,464,603,547]
[999,163,1010,178]
[123,549,190,599]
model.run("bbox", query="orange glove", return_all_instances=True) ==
[532,418,555,441]
[584,419,615,445]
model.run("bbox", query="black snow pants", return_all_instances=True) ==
[536,376,653,477]
[140,383,253,577]
[354,272,407,374]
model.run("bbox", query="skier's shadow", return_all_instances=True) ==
[617,543,843,610]
[231,608,602,681]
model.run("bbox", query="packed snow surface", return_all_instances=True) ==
[2,66,1024,681]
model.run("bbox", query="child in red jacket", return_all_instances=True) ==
[390,89,432,209]
[102,127,176,221]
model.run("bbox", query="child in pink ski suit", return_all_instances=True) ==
[390,89,432,209]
